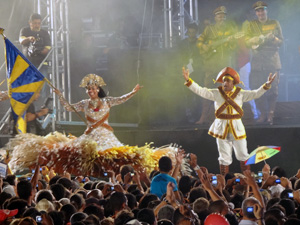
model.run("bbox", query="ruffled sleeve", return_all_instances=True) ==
[57,94,86,112]
[105,90,137,107]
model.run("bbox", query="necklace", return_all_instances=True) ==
[90,98,99,108]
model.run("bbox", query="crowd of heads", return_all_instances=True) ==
[0,154,300,225]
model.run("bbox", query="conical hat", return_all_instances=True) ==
[215,67,240,85]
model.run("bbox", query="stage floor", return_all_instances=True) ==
[1,122,299,177]
[55,122,300,177]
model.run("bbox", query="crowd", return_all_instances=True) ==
[0,152,300,225]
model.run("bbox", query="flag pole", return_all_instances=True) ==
[0,28,6,39]
[0,79,5,87]
[1,27,87,126]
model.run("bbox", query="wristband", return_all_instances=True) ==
[263,83,271,90]
[163,197,170,204]
[193,165,200,171]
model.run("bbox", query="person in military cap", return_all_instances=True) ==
[182,66,277,175]
[196,6,238,125]
[245,1,283,125]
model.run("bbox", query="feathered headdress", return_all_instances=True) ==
[79,74,106,87]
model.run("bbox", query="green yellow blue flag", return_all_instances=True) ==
[4,38,45,133]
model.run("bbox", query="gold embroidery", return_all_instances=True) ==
[262,24,276,31]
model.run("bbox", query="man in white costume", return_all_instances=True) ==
[183,66,276,175]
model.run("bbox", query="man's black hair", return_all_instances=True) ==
[137,208,156,225]
[50,183,66,200]
[30,13,42,22]
[60,204,77,224]
[187,23,198,31]
[36,190,53,203]
[57,177,73,190]
[138,194,159,209]
[110,191,127,213]
[125,193,137,210]
[70,212,88,225]
[159,156,172,173]
[49,211,64,225]
[83,204,104,221]
[4,175,16,186]
[70,194,84,210]
[17,179,32,201]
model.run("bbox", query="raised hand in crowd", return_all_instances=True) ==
[293,189,300,204]
[262,163,271,180]
[216,174,226,190]
[102,183,115,197]
[154,182,180,216]
[213,174,227,202]
[200,166,208,175]
[200,173,222,201]
[131,172,144,193]
[179,204,200,225]
[172,148,185,179]
[123,172,133,187]
[113,183,125,193]
[261,175,277,189]
[244,170,265,209]
[106,170,116,184]
[253,203,264,225]
[294,169,300,179]
[138,171,151,187]
[115,173,122,183]
[279,176,292,189]
[166,182,180,208]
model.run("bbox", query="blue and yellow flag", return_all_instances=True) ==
[4,38,45,133]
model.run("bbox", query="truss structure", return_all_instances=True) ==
[163,0,198,48]
[34,0,73,130]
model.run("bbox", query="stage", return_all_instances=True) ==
[1,119,299,177]
[115,124,300,177]
[61,121,300,177]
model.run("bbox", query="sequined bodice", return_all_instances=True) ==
[81,99,111,125]
[57,90,137,150]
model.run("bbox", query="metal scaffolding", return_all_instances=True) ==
[35,0,72,124]
[0,0,72,134]
[163,0,199,48]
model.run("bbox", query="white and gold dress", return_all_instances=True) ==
[59,91,136,151]
[6,90,171,176]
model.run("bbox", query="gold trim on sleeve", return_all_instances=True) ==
[184,78,193,87]
[263,83,271,90]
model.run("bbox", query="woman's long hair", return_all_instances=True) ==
[98,87,107,98]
